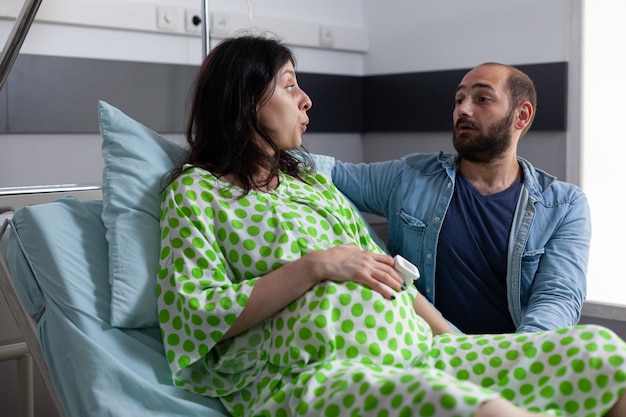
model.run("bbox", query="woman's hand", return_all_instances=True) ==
[304,244,405,300]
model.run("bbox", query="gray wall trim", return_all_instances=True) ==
[0,55,566,135]
[364,62,568,132]
[0,54,364,134]
[582,301,626,322]
[301,73,363,133]
[3,54,196,134]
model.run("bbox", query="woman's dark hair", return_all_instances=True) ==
[168,33,312,195]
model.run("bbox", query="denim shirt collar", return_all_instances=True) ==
[432,152,555,203]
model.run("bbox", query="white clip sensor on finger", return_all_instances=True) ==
[394,255,420,286]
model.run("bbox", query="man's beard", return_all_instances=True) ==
[453,110,514,163]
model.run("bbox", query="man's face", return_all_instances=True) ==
[452,65,516,163]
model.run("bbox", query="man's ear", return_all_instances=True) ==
[514,101,533,131]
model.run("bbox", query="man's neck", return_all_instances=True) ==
[458,155,521,196]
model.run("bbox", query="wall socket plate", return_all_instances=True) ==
[156,6,177,31]
[184,9,202,34]
[319,26,335,48]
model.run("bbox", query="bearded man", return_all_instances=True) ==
[320,63,591,334]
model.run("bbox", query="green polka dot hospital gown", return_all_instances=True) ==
[158,166,626,417]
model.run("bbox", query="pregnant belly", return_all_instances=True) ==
[267,280,433,370]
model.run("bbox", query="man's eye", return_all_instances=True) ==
[479,96,491,103]
[286,84,295,91]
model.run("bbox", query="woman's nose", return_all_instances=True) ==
[301,90,312,111]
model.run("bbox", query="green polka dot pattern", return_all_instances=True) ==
[158,167,626,417]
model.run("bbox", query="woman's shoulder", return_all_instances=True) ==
[300,169,332,187]
[182,164,213,177]
[171,165,219,186]
[163,166,223,199]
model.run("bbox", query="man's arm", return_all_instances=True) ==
[310,153,403,218]
[516,193,591,332]
[310,154,394,251]
[330,159,404,218]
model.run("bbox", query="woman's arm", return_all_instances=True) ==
[222,244,405,340]
[412,290,455,335]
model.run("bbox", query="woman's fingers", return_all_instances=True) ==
[322,245,405,299]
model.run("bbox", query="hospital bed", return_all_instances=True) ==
[0,2,236,415]
[0,101,236,417]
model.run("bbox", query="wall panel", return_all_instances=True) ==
[1,54,363,134]
[1,55,566,135]
[364,62,567,133]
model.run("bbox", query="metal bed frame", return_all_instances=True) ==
[0,185,101,417]
[0,2,46,414]
[0,212,62,417]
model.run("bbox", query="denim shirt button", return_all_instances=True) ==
[526,211,532,216]
[434,217,440,222]
[426,288,431,293]
[512,283,517,289]
[427,253,433,258]
[447,182,452,188]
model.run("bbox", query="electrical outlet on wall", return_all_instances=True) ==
[156,6,177,31]
[185,9,202,34]
[211,13,232,38]
[319,26,335,48]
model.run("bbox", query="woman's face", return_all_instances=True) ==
[257,61,312,152]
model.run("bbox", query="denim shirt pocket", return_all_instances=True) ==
[520,247,545,306]
[389,210,427,263]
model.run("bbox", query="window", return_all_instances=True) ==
[581,1,626,306]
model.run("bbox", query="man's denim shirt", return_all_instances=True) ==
[317,152,591,333]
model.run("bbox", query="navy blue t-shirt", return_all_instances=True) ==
[435,172,522,334]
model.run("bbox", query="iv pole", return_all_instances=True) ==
[0,0,211,92]
[0,0,43,91]
[201,0,210,57]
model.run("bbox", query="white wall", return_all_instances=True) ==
[363,0,573,75]
[1,0,582,187]
[0,0,367,189]
[1,0,366,71]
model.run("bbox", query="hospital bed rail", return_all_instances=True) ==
[0,185,100,417]
[0,213,35,417]
[0,211,66,417]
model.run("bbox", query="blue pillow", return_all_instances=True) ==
[99,101,187,328]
